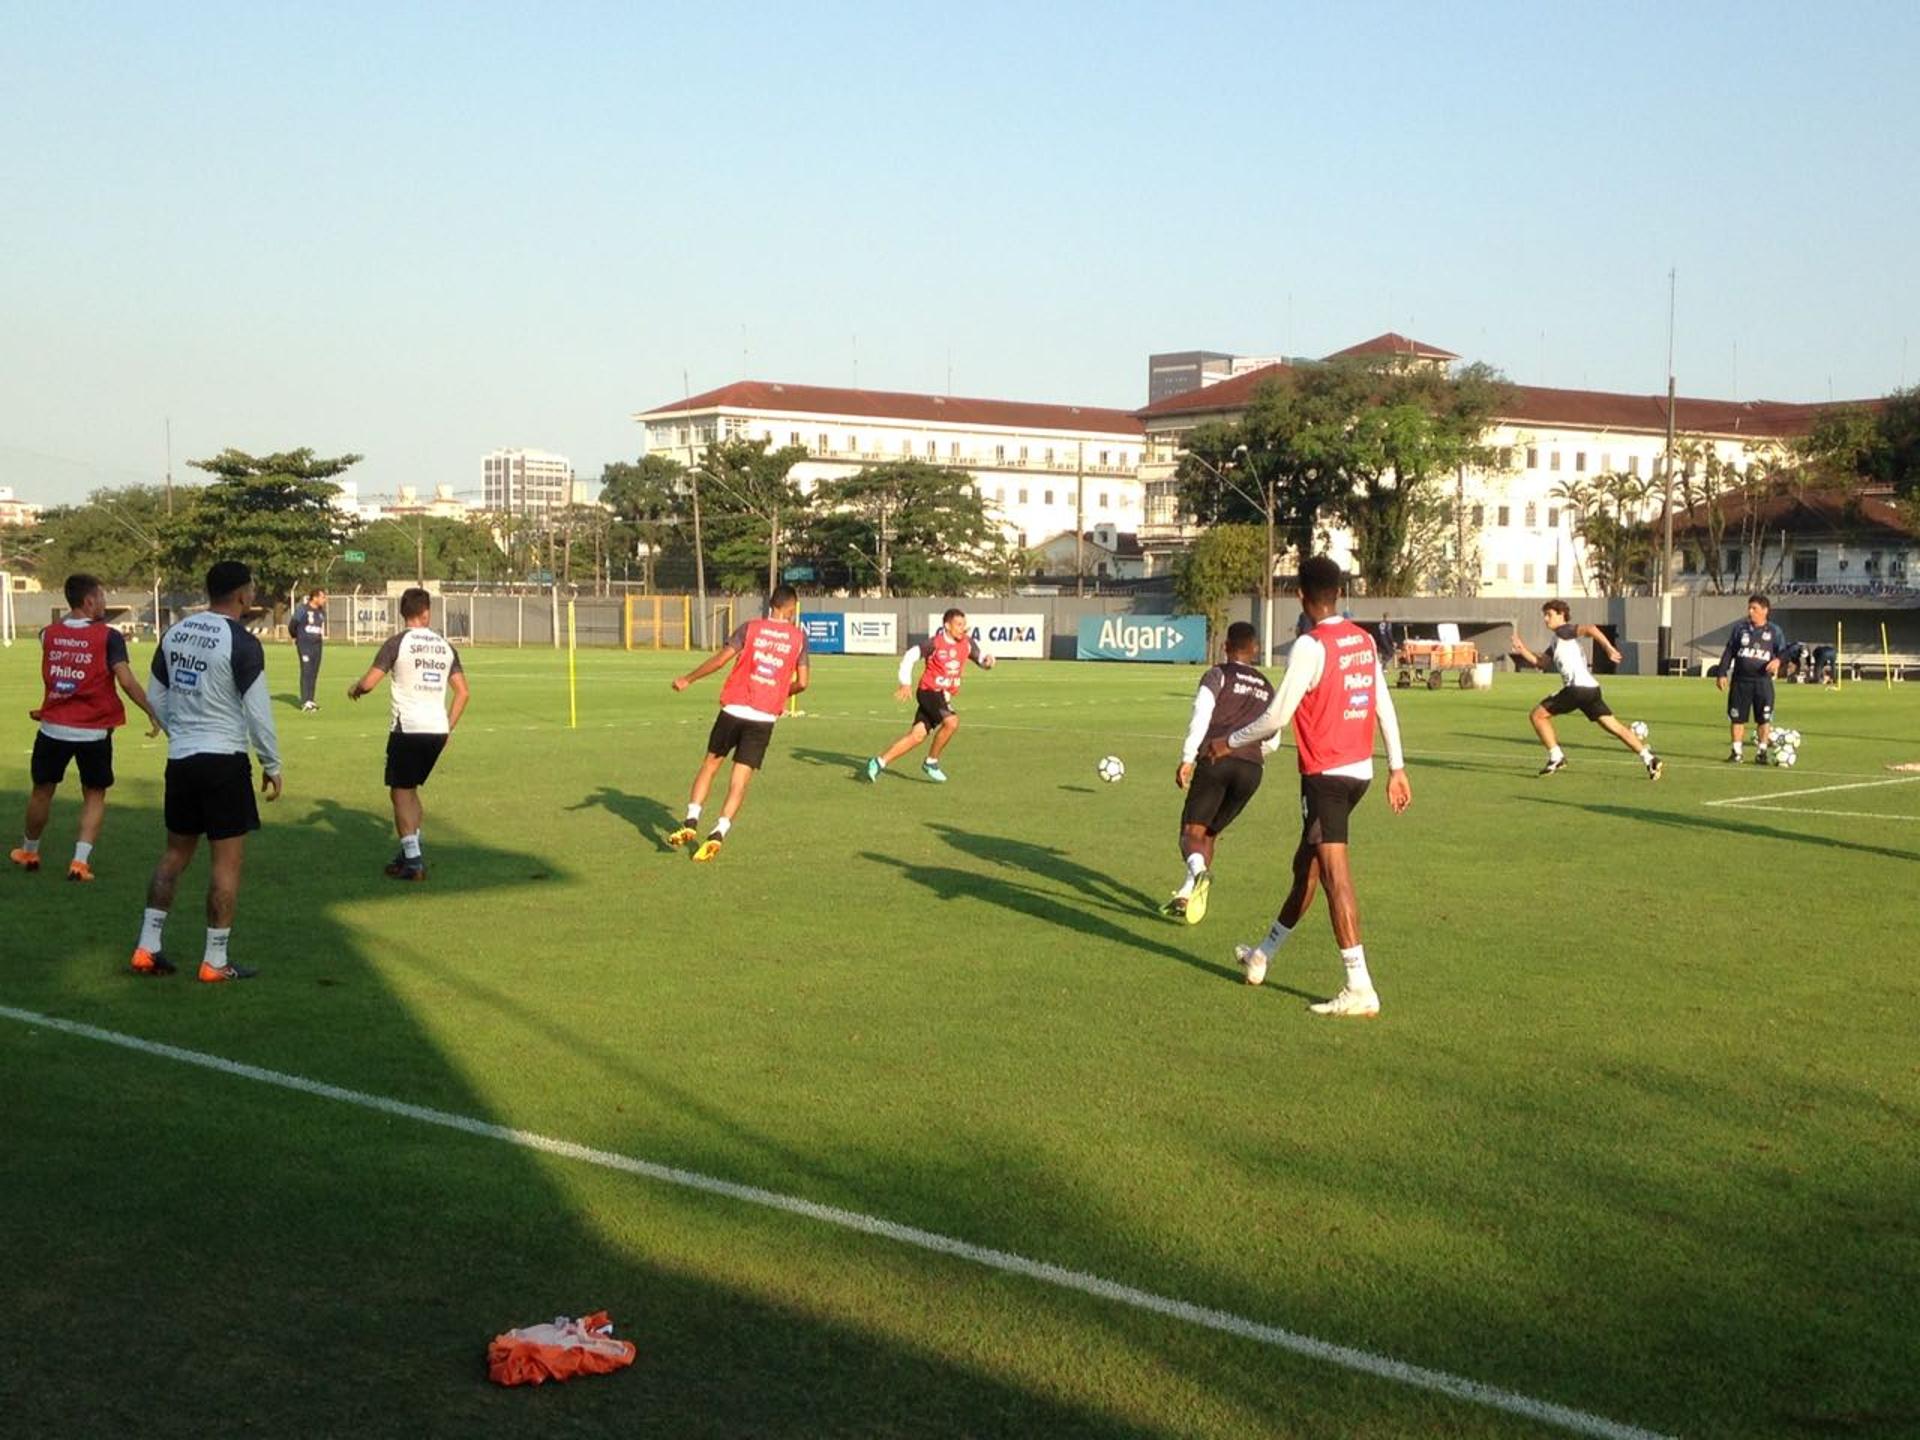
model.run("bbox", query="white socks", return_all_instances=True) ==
[204,928,231,969]
[73,841,93,864]
[1341,944,1375,994]
[401,832,422,859]
[712,817,732,839]
[685,802,703,822]
[138,907,167,953]
[1731,741,1743,757]
[1186,852,1208,877]
[1547,745,1565,763]
[1176,851,1206,897]
[20,836,40,855]
[1246,917,1292,962]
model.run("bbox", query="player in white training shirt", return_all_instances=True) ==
[130,560,283,982]
[1509,599,1661,779]
[348,587,469,881]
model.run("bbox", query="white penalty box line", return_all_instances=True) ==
[0,1004,1671,1440]
[1702,774,1920,822]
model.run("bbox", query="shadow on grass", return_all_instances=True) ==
[2,796,1168,1440]
[567,786,681,847]
[785,746,872,779]
[1519,795,1920,862]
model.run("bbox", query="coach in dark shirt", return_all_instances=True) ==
[289,589,328,712]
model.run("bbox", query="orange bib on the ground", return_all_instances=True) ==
[486,1311,636,1386]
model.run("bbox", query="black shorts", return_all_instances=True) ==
[1182,756,1264,836]
[385,732,448,789]
[1727,675,1775,724]
[164,753,259,841]
[1299,773,1370,847]
[914,688,955,732]
[31,732,115,790]
[707,710,776,770]
[1540,686,1612,722]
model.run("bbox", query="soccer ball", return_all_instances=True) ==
[1774,744,1798,768]
[1630,720,1649,740]
[1097,755,1126,784]
[1778,727,1803,747]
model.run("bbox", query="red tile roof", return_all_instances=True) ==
[1671,489,1915,539]
[1139,364,1868,440]
[1324,332,1460,362]
[636,380,1142,436]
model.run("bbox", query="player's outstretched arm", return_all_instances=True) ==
[1576,624,1622,662]
[113,661,165,736]
[347,666,387,702]
[672,645,737,691]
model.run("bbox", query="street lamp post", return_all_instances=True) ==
[1232,445,1277,662]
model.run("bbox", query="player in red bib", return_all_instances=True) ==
[11,573,163,881]
[666,585,809,861]
[1203,556,1410,1018]
[864,607,995,783]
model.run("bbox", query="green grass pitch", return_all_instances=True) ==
[3,640,1916,1438]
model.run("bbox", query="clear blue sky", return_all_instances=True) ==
[3,0,1915,505]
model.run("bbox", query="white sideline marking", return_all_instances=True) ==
[1703,775,1920,821]
[0,1005,1670,1440]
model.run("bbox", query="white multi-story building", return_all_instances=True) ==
[0,487,43,528]
[386,483,476,519]
[1139,333,1852,596]
[632,381,1145,554]
[482,449,575,515]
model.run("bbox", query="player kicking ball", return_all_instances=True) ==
[865,608,995,784]
[667,585,810,861]
[1509,600,1662,780]
[1163,621,1278,924]
[1208,557,1409,1018]
[347,587,470,882]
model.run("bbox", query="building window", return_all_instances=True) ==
[1099,450,1110,466]
[1725,547,1743,574]
[1496,562,1510,580]
[1550,451,1562,471]
[1600,452,1612,473]
[1526,447,1539,469]
[817,433,829,454]
[1866,551,1884,575]
[1652,456,1665,477]
[1576,451,1587,473]
[1497,505,1510,527]
[994,487,1004,502]
[1044,489,1054,505]
[1018,488,1029,503]
[926,441,937,458]
[1019,445,1029,461]
[1471,503,1485,527]
[950,442,960,459]
[789,431,801,446]
[1523,563,1535,584]
[1793,549,1818,582]
[1547,506,1559,528]
[1045,447,1055,465]
[1628,456,1640,475]
[1498,447,1514,469]
[1098,492,1109,508]
[995,444,1005,463]
[1524,502,1537,527]
[1546,563,1558,585]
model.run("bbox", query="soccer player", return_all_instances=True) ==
[11,574,163,880]
[347,587,469,881]
[1205,556,1410,1018]
[1509,601,1663,780]
[1163,620,1279,924]
[666,584,810,861]
[1718,594,1788,763]
[864,608,995,783]
[288,588,328,712]
[130,561,283,982]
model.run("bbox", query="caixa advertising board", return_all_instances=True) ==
[922,613,1046,659]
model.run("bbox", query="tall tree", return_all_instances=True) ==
[28,484,198,589]
[167,448,361,604]
[1173,524,1267,650]
[599,454,690,591]
[695,437,810,592]
[807,461,1003,594]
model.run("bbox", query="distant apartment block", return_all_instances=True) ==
[482,449,575,515]
[1147,350,1290,405]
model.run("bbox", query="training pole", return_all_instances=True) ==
[567,600,578,729]
[1836,621,1844,691]
[1883,621,1894,690]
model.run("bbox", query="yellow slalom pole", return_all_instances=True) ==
[1883,621,1894,690]
[567,600,578,729]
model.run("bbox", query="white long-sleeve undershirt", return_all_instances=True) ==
[1181,681,1282,763]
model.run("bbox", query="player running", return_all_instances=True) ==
[1163,621,1279,924]
[11,573,163,880]
[1509,600,1663,780]
[1206,556,1409,1018]
[1718,594,1788,763]
[864,608,995,783]
[130,561,283,982]
[347,587,470,881]
[288,588,328,712]
[666,585,810,861]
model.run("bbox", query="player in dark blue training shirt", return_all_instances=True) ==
[1718,594,1788,763]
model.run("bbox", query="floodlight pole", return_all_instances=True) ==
[1658,269,1678,674]
[1075,440,1086,597]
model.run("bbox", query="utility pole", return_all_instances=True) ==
[1658,268,1678,674]
[878,488,891,596]
[1074,440,1086,597]
[164,417,174,515]
[547,524,561,650]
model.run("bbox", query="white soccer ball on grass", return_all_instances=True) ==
[1630,720,1649,740]
[1773,744,1798,768]
[1097,755,1126,784]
